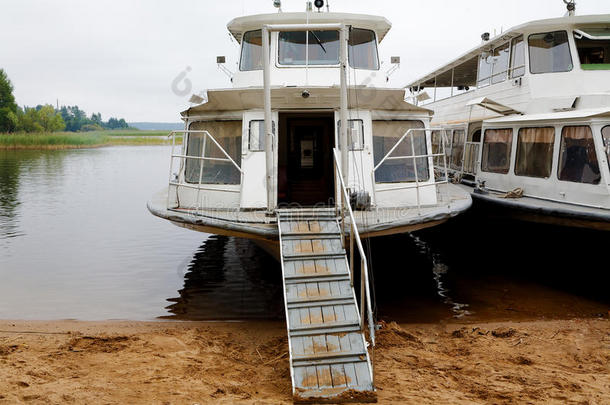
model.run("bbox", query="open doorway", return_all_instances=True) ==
[278,112,335,207]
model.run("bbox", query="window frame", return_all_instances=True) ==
[337,119,365,151]
[514,126,555,179]
[509,35,526,79]
[348,28,380,71]
[277,30,341,67]
[481,128,514,174]
[528,30,574,75]
[239,30,264,72]
[602,125,610,170]
[557,125,601,185]
[491,42,511,85]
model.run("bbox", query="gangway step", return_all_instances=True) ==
[278,209,375,403]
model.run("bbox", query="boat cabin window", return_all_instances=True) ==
[450,130,465,170]
[348,28,379,70]
[515,127,555,178]
[509,35,526,78]
[240,30,263,71]
[477,52,493,88]
[491,42,510,84]
[337,119,365,150]
[278,30,340,65]
[481,128,512,174]
[602,126,610,169]
[248,120,265,151]
[185,121,242,184]
[373,120,428,183]
[574,28,610,70]
[558,126,600,184]
[528,31,573,74]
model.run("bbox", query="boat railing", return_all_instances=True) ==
[372,127,450,211]
[166,130,243,211]
[333,148,376,363]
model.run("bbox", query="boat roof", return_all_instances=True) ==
[182,87,431,115]
[484,107,610,124]
[227,12,392,43]
[405,14,610,89]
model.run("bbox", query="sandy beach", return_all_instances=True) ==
[0,318,608,404]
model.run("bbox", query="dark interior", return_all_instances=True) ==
[278,112,335,207]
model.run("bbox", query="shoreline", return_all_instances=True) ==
[1,318,608,404]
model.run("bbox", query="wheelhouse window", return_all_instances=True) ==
[373,120,428,183]
[477,52,493,87]
[528,31,573,74]
[278,31,339,65]
[186,121,242,184]
[602,125,610,169]
[515,127,555,178]
[491,42,510,84]
[240,30,263,71]
[450,130,465,170]
[337,119,365,150]
[509,35,525,78]
[482,128,513,174]
[348,28,379,70]
[558,126,600,184]
[574,28,610,70]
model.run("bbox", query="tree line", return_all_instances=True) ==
[0,69,132,133]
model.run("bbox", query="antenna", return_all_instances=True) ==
[273,0,282,12]
[563,0,576,16]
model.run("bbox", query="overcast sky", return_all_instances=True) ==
[1,0,608,122]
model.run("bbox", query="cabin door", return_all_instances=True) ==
[278,113,335,207]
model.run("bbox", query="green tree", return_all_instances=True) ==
[0,69,18,132]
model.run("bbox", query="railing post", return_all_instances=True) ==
[262,25,274,215]
[410,132,421,213]
[167,131,176,209]
[349,223,354,287]
[196,133,207,213]
[360,257,365,332]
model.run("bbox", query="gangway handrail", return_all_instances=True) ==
[333,148,375,351]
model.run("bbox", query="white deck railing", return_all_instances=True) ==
[166,130,243,211]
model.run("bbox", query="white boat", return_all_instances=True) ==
[405,3,610,230]
[147,1,470,401]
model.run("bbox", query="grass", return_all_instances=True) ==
[0,130,182,149]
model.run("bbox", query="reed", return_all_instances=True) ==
[0,131,180,149]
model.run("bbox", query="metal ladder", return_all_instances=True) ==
[277,208,375,403]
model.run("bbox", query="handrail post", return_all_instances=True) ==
[167,131,176,209]
[349,223,354,287]
[262,25,274,215]
[360,257,365,332]
[410,132,421,213]
[196,133,206,213]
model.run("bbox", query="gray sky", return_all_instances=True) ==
[1,0,608,122]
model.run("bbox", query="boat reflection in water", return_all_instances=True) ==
[163,235,284,320]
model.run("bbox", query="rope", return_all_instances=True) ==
[500,187,524,199]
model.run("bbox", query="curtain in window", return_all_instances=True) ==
[482,128,512,174]
[515,127,555,178]
[186,121,242,184]
[558,126,600,184]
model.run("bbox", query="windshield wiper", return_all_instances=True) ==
[309,31,327,53]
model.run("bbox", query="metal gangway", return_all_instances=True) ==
[276,150,376,403]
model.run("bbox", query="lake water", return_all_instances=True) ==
[0,147,607,322]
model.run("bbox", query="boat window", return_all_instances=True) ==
[240,30,263,71]
[481,128,513,174]
[348,28,379,70]
[574,28,610,70]
[491,42,510,84]
[528,31,573,74]
[558,126,600,184]
[603,126,610,169]
[509,35,525,78]
[515,127,555,178]
[477,52,493,87]
[337,119,365,150]
[249,120,265,151]
[450,130,465,170]
[278,31,340,65]
[372,120,428,183]
[186,121,242,184]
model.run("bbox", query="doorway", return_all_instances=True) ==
[278,112,335,207]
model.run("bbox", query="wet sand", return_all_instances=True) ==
[0,318,608,404]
